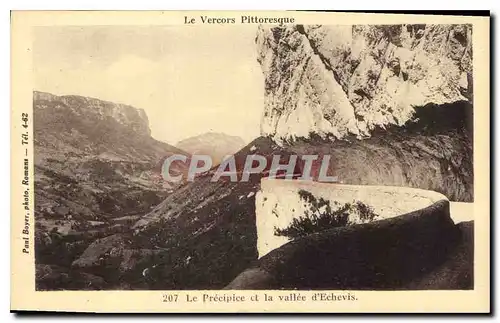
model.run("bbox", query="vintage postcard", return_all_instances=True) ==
[10,11,490,313]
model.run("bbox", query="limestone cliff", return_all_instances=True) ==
[34,91,152,138]
[256,24,473,141]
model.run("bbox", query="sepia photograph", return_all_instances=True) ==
[10,11,490,313]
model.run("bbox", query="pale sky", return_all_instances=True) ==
[33,25,264,144]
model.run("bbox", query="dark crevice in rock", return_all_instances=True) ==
[295,24,348,96]
[353,88,372,100]
[371,100,473,137]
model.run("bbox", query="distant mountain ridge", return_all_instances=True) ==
[34,91,152,137]
[176,132,246,165]
[34,91,186,162]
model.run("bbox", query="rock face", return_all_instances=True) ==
[176,132,246,166]
[34,91,151,137]
[34,91,185,162]
[71,233,161,284]
[256,24,473,141]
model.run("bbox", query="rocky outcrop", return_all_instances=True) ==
[71,233,161,283]
[34,91,186,162]
[34,91,152,138]
[256,24,473,141]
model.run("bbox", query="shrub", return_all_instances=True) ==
[274,190,379,239]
